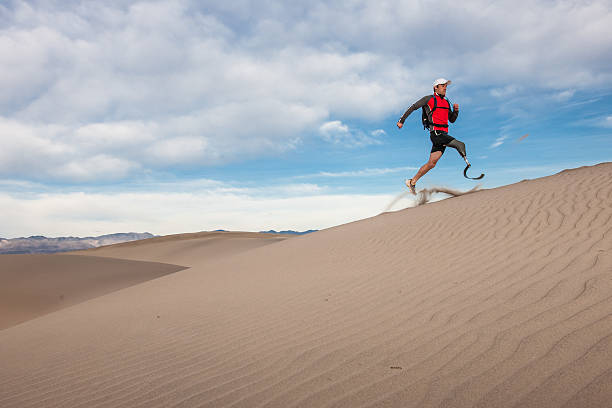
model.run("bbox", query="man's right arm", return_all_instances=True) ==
[397,95,431,127]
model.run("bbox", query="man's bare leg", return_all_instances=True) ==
[410,151,443,185]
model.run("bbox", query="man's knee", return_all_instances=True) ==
[427,151,443,167]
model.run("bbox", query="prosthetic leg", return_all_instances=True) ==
[446,139,484,180]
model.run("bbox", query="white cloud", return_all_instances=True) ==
[1,0,611,183]
[52,155,138,182]
[319,120,384,147]
[0,5,404,181]
[490,135,509,148]
[72,122,158,152]
[249,183,326,196]
[312,166,416,178]
[0,117,148,181]
[553,89,576,102]
[0,188,394,238]
[568,114,612,129]
[319,120,349,139]
[0,179,46,190]
[212,1,612,88]
[146,137,208,165]
[490,85,520,98]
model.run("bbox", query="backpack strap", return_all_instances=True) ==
[434,94,450,111]
[431,94,438,114]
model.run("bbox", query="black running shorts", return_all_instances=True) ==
[430,131,455,154]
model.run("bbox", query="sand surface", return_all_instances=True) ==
[1,163,612,407]
[76,231,289,266]
[0,255,187,330]
[0,232,286,330]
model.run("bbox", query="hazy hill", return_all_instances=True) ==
[0,232,155,254]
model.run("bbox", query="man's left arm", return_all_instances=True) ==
[449,103,459,123]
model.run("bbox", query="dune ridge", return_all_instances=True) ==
[76,230,290,265]
[1,163,611,407]
[0,255,187,330]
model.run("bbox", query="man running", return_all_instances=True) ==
[397,78,470,194]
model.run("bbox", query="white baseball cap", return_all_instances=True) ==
[433,78,451,87]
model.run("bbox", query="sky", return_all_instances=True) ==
[1,0,611,238]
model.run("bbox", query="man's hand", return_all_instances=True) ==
[397,121,403,129]
[453,103,459,111]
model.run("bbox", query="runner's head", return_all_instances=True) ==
[433,78,451,96]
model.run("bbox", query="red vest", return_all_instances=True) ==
[427,94,451,131]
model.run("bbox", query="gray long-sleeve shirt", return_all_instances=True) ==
[398,94,458,125]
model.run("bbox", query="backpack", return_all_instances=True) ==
[421,95,449,130]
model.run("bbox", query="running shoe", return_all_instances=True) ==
[405,179,417,195]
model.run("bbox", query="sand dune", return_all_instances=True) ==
[0,255,187,330]
[0,232,287,331]
[1,163,611,407]
[75,230,289,266]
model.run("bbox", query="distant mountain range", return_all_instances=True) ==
[0,233,155,254]
[0,230,317,254]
